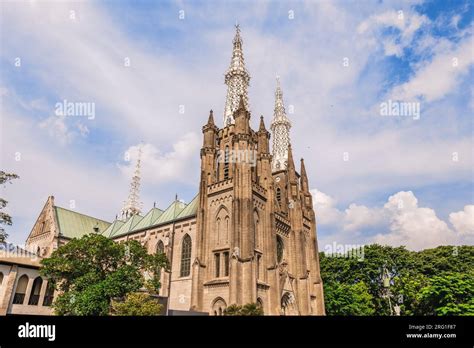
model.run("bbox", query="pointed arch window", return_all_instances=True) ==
[28,277,43,305]
[180,234,192,277]
[276,235,284,263]
[156,240,164,254]
[13,274,29,304]
[43,282,55,306]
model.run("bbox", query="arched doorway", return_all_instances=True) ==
[281,292,298,315]
[211,297,227,316]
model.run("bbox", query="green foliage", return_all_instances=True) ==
[324,281,375,316]
[320,244,474,316]
[224,303,264,316]
[418,272,474,316]
[40,233,169,315]
[112,292,163,316]
[0,171,19,242]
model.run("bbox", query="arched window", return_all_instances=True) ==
[42,282,55,306]
[216,206,230,246]
[276,235,284,263]
[224,146,230,180]
[276,188,281,204]
[156,240,164,254]
[13,274,29,305]
[253,210,259,249]
[28,277,43,305]
[180,234,192,277]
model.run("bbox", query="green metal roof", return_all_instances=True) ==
[133,208,164,231]
[176,195,198,219]
[54,206,111,239]
[154,200,187,225]
[110,214,143,238]
[101,219,125,238]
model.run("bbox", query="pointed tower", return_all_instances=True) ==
[223,24,250,127]
[191,27,325,316]
[121,145,143,220]
[271,77,292,172]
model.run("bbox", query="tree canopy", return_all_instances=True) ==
[0,171,19,243]
[40,233,169,315]
[320,244,474,316]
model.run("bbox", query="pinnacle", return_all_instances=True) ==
[207,109,215,125]
[259,115,266,131]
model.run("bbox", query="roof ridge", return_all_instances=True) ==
[54,205,111,224]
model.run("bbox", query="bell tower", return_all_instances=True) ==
[190,26,324,316]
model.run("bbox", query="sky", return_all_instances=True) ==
[0,0,473,251]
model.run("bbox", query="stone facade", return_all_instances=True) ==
[0,246,55,315]
[3,26,325,316]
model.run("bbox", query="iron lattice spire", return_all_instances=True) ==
[271,76,292,172]
[121,145,143,220]
[223,24,250,127]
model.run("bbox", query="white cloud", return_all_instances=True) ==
[311,189,342,225]
[373,191,457,250]
[391,37,474,102]
[38,115,74,145]
[120,132,201,186]
[1,1,472,247]
[449,205,474,237]
[38,116,90,144]
[357,10,429,57]
[344,203,385,232]
[314,189,472,250]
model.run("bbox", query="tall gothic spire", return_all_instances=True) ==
[223,24,250,127]
[271,76,292,171]
[121,145,143,220]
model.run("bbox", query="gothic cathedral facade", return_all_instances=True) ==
[190,26,325,315]
[18,26,325,316]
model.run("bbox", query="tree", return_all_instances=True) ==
[320,244,474,316]
[224,303,264,316]
[417,272,474,316]
[324,281,375,316]
[40,233,169,315]
[111,292,163,316]
[392,271,428,316]
[320,244,417,315]
[0,171,19,243]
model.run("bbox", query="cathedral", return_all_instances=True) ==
[5,26,325,316]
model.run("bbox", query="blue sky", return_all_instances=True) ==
[1,0,473,250]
